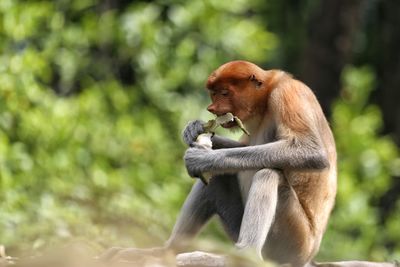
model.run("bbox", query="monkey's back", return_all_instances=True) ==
[264,82,337,264]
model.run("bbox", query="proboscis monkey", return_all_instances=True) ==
[104,61,337,267]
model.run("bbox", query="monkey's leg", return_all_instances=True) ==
[267,186,319,266]
[236,169,281,259]
[165,180,217,250]
[101,180,216,262]
[213,174,244,242]
[167,174,244,249]
[101,175,243,262]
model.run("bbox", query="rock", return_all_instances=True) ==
[176,251,226,267]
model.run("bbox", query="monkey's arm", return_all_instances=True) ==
[185,81,330,176]
[211,135,246,149]
[184,138,329,177]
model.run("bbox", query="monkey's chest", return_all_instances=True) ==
[238,125,276,203]
[238,170,256,203]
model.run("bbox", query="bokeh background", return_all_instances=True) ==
[0,0,400,263]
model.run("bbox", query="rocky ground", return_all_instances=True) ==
[1,244,397,267]
[0,244,272,267]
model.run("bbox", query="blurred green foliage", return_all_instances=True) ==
[319,66,400,261]
[0,0,276,253]
[0,0,399,263]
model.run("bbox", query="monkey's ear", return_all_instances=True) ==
[249,74,263,89]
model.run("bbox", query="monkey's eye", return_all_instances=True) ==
[221,90,229,96]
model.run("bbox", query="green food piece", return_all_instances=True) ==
[215,113,235,125]
[202,112,249,135]
[199,172,212,185]
[202,120,218,132]
[233,116,250,136]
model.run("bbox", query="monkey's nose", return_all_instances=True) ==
[207,104,217,114]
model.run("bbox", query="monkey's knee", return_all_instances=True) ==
[252,169,283,185]
[254,168,282,177]
[236,169,282,259]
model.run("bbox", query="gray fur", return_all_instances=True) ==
[182,120,205,147]
[184,138,329,178]
[167,174,244,250]
[236,169,281,259]
[182,120,245,149]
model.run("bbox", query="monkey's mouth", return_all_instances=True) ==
[216,113,236,129]
[218,113,250,135]
[221,120,238,128]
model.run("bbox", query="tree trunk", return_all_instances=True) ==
[370,0,400,145]
[299,0,363,117]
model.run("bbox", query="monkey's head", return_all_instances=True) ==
[205,60,271,129]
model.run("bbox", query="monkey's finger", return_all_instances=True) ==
[186,166,203,182]
[188,123,204,142]
[183,129,198,146]
[182,120,205,146]
[183,131,192,146]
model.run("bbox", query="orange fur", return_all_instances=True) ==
[206,60,336,266]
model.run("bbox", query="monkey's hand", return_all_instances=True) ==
[184,147,219,178]
[182,120,206,147]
